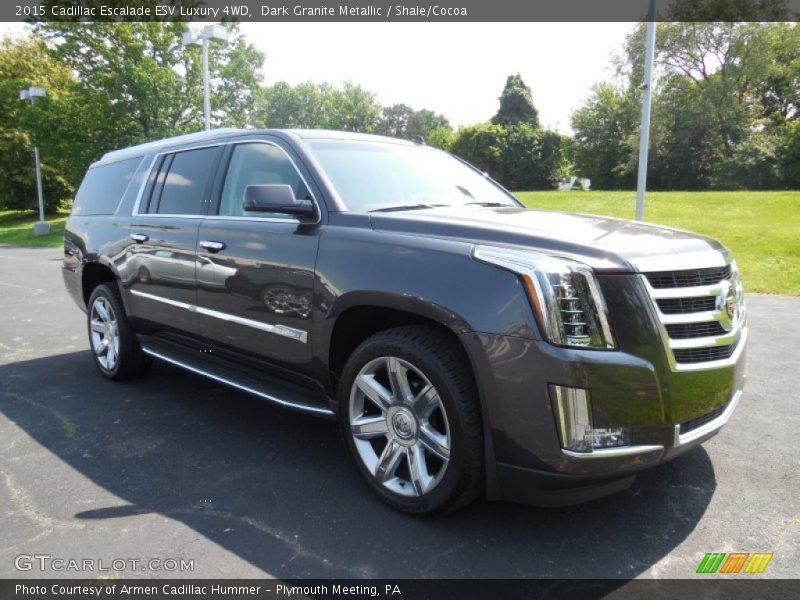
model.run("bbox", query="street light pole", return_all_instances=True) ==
[19,86,49,236]
[202,36,211,131]
[183,25,228,131]
[635,0,657,222]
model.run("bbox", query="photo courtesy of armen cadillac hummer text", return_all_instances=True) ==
[62,128,747,515]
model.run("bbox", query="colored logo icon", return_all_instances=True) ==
[696,552,773,574]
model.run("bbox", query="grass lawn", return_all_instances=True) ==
[517,190,800,295]
[0,210,69,248]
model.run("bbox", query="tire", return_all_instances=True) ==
[86,283,152,381]
[339,325,483,515]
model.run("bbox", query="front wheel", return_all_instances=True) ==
[87,283,152,381]
[339,326,483,515]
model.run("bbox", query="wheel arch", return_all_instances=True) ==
[322,291,473,383]
[321,293,502,500]
[81,260,120,307]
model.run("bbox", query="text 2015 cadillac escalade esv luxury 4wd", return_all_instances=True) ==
[63,129,746,514]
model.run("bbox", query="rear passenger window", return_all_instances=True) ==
[72,157,143,216]
[147,147,219,215]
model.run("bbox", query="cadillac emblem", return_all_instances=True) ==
[717,280,740,331]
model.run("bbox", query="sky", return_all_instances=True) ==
[1,22,633,134]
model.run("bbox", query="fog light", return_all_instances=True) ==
[550,385,630,453]
[551,385,593,452]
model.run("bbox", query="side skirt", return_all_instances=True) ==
[139,335,335,418]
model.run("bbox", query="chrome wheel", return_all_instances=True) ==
[349,356,451,497]
[90,297,120,371]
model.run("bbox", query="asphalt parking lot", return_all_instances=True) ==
[0,246,798,579]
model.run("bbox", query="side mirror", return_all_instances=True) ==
[243,184,317,221]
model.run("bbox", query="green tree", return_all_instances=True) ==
[259,81,332,129]
[327,82,381,132]
[378,104,451,140]
[406,109,451,139]
[573,21,799,190]
[449,123,507,182]
[378,103,414,137]
[38,22,263,143]
[503,124,567,190]
[712,130,783,189]
[778,120,800,186]
[0,36,76,211]
[426,127,455,151]
[450,122,565,190]
[259,81,380,132]
[491,74,539,128]
[755,23,800,124]
[570,83,638,189]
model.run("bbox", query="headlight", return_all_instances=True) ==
[473,245,616,350]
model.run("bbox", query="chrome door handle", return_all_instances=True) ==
[199,240,226,252]
[129,233,149,243]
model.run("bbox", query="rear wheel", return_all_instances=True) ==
[87,283,151,381]
[339,326,483,514]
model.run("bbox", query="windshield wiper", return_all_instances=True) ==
[369,203,450,213]
[464,202,512,208]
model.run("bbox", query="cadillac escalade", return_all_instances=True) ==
[62,129,746,514]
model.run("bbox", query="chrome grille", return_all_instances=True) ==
[679,400,728,433]
[641,257,746,371]
[665,321,727,339]
[646,265,732,289]
[656,296,716,314]
[673,340,738,363]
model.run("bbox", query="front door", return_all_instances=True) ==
[126,145,223,335]
[195,140,322,370]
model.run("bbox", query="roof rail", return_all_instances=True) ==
[100,128,243,162]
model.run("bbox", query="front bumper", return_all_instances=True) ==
[459,275,747,506]
[492,377,745,507]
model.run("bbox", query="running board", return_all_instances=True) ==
[140,337,334,418]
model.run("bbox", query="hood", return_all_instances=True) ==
[369,205,726,272]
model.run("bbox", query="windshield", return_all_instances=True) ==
[305,140,518,213]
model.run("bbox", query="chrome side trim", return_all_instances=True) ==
[674,383,744,447]
[562,444,664,459]
[668,330,741,350]
[129,289,308,343]
[200,215,302,224]
[194,306,308,343]
[659,310,720,325]
[130,289,193,311]
[647,282,727,299]
[141,347,333,417]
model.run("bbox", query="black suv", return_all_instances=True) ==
[63,129,747,514]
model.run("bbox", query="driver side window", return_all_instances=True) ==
[218,143,311,218]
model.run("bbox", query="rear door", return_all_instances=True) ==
[195,138,323,370]
[126,144,224,335]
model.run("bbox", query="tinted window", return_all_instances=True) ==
[72,157,143,216]
[306,141,515,213]
[218,143,311,217]
[149,147,219,215]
